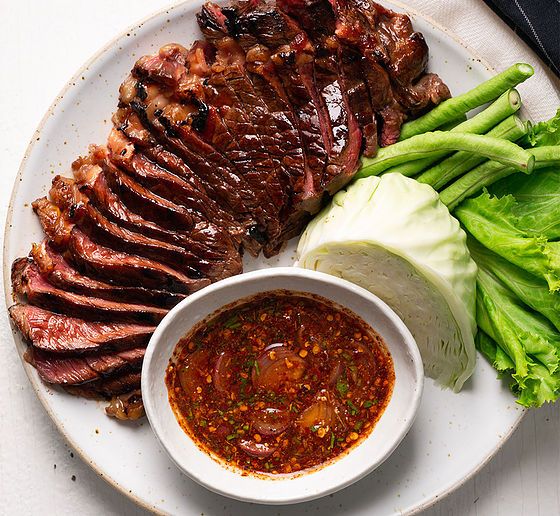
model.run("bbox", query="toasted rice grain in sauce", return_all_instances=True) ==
[166,291,394,475]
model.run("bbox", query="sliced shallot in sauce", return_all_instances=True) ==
[250,407,292,436]
[297,390,338,429]
[238,439,276,458]
[177,348,209,398]
[213,351,234,393]
[252,343,306,391]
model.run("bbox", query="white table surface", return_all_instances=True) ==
[1,1,559,515]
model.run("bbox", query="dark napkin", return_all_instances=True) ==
[483,0,560,76]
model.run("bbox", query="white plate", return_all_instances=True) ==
[3,1,526,514]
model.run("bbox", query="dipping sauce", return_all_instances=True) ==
[165,291,394,475]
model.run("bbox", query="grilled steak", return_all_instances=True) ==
[9,304,155,353]
[10,0,448,417]
[31,241,185,308]
[12,258,167,324]
[25,346,145,385]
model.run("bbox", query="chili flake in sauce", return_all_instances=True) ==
[165,291,394,475]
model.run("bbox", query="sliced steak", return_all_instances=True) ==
[12,258,167,324]
[118,89,265,253]
[32,197,209,293]
[106,128,238,235]
[209,1,328,211]
[68,166,243,280]
[30,241,185,309]
[25,346,145,385]
[277,0,361,192]
[49,175,217,280]
[330,0,450,144]
[9,304,155,354]
[65,371,142,398]
[68,228,208,293]
[110,109,244,243]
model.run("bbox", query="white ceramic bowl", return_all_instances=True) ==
[142,267,423,504]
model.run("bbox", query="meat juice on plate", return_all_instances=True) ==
[166,290,395,475]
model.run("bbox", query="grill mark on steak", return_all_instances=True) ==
[9,304,155,354]
[277,0,362,193]
[12,258,167,325]
[214,1,328,211]
[49,175,214,280]
[31,241,185,309]
[339,44,378,157]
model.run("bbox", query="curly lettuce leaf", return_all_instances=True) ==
[456,192,560,291]
[526,108,560,147]
[489,168,560,239]
[475,268,560,406]
[468,237,560,331]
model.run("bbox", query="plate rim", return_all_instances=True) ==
[2,1,526,514]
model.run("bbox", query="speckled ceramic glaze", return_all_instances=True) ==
[4,1,525,514]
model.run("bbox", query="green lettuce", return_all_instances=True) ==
[526,108,560,147]
[456,192,560,291]
[475,267,560,406]
[489,169,560,239]
[468,237,560,331]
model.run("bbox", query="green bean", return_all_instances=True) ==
[531,145,560,164]
[438,114,468,131]
[417,115,528,189]
[441,146,560,211]
[356,131,534,179]
[383,89,522,177]
[398,64,534,140]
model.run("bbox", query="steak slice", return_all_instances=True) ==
[25,346,145,385]
[12,258,167,324]
[31,241,185,309]
[9,304,155,354]
[32,197,209,293]
[277,0,362,193]
[65,371,142,398]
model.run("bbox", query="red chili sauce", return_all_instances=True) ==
[165,291,395,475]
